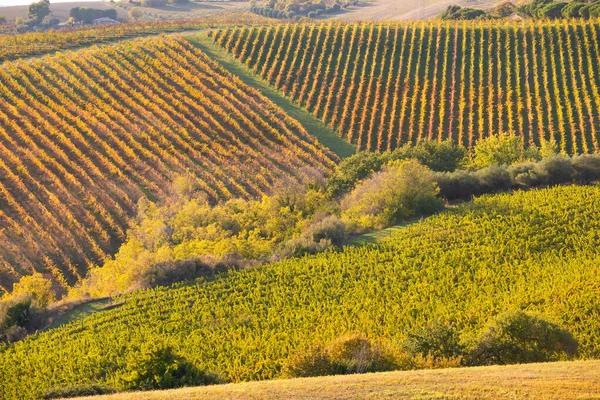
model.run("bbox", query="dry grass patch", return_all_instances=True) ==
[69,359,600,399]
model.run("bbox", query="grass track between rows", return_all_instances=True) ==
[185,32,356,159]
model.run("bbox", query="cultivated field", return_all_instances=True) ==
[214,20,600,153]
[0,35,335,292]
[2,185,599,398]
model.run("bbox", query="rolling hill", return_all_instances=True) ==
[1,185,599,399]
[0,34,336,293]
[212,20,600,153]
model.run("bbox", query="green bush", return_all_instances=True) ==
[325,152,386,198]
[474,165,513,193]
[281,345,332,378]
[141,0,167,7]
[341,160,443,231]
[571,154,600,183]
[390,139,467,172]
[406,322,464,362]
[435,170,482,200]
[69,7,117,23]
[470,134,539,168]
[282,335,395,378]
[279,215,346,258]
[468,311,578,366]
[121,345,222,390]
[533,155,573,185]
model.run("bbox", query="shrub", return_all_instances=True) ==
[282,335,395,378]
[0,297,31,331]
[468,310,578,366]
[42,384,116,399]
[278,214,346,258]
[303,215,346,246]
[341,160,443,231]
[533,155,573,185]
[121,345,222,390]
[69,7,117,23]
[10,273,56,309]
[405,322,464,362]
[571,154,600,183]
[281,345,332,378]
[325,152,386,198]
[391,139,467,172]
[435,170,482,200]
[471,134,539,168]
[327,334,374,374]
[474,165,513,193]
[0,297,32,343]
[508,162,541,189]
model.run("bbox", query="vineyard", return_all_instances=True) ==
[0,13,273,62]
[0,35,336,293]
[1,185,599,399]
[212,20,600,153]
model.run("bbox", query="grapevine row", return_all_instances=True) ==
[214,20,600,153]
[0,35,336,291]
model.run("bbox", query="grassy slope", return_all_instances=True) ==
[185,32,356,159]
[71,360,600,400]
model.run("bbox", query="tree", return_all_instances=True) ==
[471,133,539,168]
[10,273,56,309]
[539,2,566,19]
[128,7,143,21]
[28,0,50,23]
[0,16,6,25]
[325,152,387,198]
[468,311,578,365]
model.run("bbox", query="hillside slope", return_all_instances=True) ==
[212,20,600,153]
[1,185,599,399]
[334,0,500,21]
[0,35,336,292]
[70,360,600,400]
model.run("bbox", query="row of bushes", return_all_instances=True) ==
[69,7,117,23]
[438,2,516,20]
[517,0,600,20]
[284,310,577,378]
[437,154,600,200]
[251,0,345,19]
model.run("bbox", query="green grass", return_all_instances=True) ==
[68,360,600,400]
[2,185,600,399]
[185,32,356,159]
